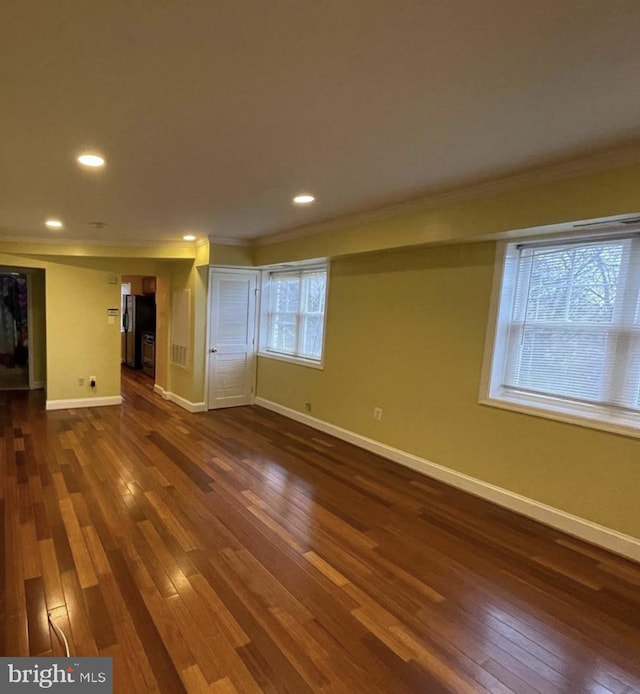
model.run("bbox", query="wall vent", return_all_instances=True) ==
[171,343,188,368]
[170,289,190,369]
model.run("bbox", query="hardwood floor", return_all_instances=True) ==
[2,369,640,693]
[0,365,29,391]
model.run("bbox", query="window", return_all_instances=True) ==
[260,266,328,366]
[482,233,640,436]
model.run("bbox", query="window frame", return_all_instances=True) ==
[479,234,640,439]
[258,262,329,369]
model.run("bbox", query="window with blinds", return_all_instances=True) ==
[483,234,640,434]
[264,266,327,363]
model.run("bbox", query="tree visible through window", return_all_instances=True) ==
[485,234,640,431]
[266,268,327,361]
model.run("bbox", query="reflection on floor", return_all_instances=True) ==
[2,370,639,692]
[0,364,28,390]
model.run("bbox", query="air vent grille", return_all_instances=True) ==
[171,344,187,367]
[171,289,190,369]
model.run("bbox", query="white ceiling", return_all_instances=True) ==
[2,1,640,245]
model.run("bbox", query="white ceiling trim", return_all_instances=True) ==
[208,236,252,247]
[0,234,197,251]
[254,142,640,247]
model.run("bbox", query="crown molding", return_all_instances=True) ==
[0,233,197,250]
[208,235,252,246]
[254,142,640,247]
[0,238,198,262]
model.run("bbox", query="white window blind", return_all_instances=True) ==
[266,267,327,362]
[485,234,640,432]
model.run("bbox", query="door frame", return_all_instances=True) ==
[26,272,34,389]
[205,266,260,410]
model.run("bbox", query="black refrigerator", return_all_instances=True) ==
[123,295,156,368]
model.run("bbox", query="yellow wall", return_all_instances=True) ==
[256,243,640,538]
[211,243,253,267]
[45,262,122,400]
[0,245,176,403]
[0,238,202,407]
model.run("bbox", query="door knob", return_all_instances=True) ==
[210,348,217,353]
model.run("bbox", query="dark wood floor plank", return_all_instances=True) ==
[148,431,215,492]
[2,370,640,693]
[107,546,188,693]
[83,584,117,650]
[24,576,50,655]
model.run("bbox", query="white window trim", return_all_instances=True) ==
[258,262,329,369]
[479,237,640,440]
[257,349,326,370]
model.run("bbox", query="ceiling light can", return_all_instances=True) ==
[77,153,105,168]
[293,194,315,205]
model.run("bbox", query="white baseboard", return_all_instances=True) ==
[30,381,45,390]
[255,397,640,563]
[153,384,207,413]
[154,384,169,398]
[46,395,123,411]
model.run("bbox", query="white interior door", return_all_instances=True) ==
[207,269,258,409]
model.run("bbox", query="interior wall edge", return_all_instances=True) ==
[153,383,207,413]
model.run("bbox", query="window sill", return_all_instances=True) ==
[258,351,324,370]
[479,392,640,440]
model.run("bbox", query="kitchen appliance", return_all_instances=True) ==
[123,295,155,369]
[142,332,155,377]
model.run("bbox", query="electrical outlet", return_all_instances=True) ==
[304,402,312,412]
[373,406,383,420]
[77,377,85,386]
[89,376,96,388]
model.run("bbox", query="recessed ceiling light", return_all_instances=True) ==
[183,234,196,241]
[293,194,315,205]
[45,219,63,229]
[77,153,105,168]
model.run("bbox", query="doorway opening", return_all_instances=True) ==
[0,271,28,389]
[121,274,157,383]
[0,267,46,392]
